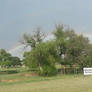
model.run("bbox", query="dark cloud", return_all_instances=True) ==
[0,0,92,49]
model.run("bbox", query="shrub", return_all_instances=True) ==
[39,65,57,76]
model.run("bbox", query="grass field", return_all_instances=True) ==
[0,68,92,92]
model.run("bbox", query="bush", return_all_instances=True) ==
[39,65,57,76]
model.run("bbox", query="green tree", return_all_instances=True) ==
[53,25,68,65]
[0,49,11,62]
[0,49,21,67]
[65,31,90,67]
[21,28,45,49]
[53,25,90,68]
[23,41,59,76]
[10,57,22,66]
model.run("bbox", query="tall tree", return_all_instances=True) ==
[53,25,68,65]
[65,31,90,67]
[21,27,45,49]
[23,41,59,76]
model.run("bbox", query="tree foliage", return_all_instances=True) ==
[0,49,21,67]
[24,42,60,76]
[53,25,91,67]
[21,28,45,49]
[22,25,92,76]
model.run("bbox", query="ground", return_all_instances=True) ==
[0,68,92,92]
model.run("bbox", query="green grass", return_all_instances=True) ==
[0,68,92,92]
[0,67,62,86]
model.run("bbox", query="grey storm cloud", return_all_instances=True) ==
[0,0,92,49]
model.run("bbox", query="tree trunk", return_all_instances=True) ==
[39,63,43,72]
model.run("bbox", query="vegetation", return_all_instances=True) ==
[0,72,92,92]
[23,41,60,76]
[0,49,21,68]
[22,25,92,76]
[0,24,92,76]
[0,24,92,92]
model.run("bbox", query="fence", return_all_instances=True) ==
[58,67,83,74]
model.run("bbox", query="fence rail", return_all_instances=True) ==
[58,67,83,74]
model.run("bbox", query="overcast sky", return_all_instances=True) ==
[0,0,92,50]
